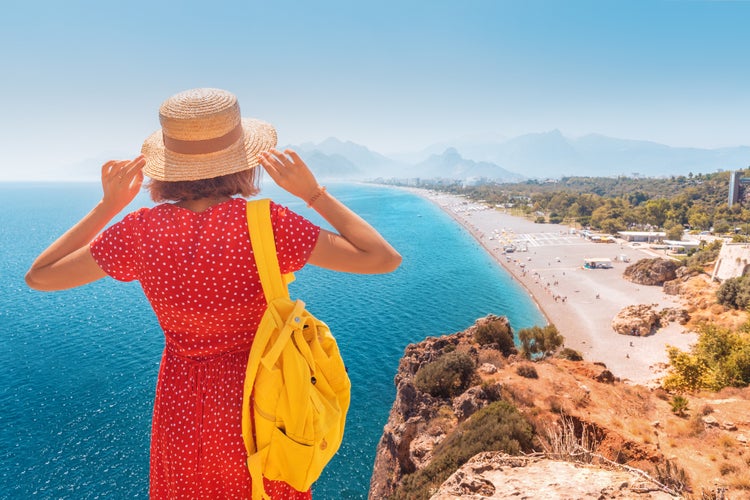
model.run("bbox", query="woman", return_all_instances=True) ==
[25,88,402,498]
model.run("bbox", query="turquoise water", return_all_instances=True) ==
[0,182,545,499]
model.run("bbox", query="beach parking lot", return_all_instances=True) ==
[414,189,697,385]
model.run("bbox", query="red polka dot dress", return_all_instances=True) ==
[90,198,320,499]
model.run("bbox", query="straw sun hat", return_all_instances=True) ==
[142,88,277,182]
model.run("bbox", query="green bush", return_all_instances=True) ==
[414,351,476,398]
[717,277,750,310]
[685,240,722,273]
[663,323,750,391]
[518,324,564,359]
[474,317,515,356]
[392,401,534,500]
[516,364,538,378]
[670,395,689,417]
[558,347,583,361]
[548,213,564,224]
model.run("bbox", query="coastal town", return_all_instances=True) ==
[412,188,698,384]
[372,186,750,499]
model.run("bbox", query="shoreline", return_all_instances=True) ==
[404,187,697,385]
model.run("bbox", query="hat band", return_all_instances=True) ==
[163,123,244,155]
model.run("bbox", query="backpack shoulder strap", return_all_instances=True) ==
[246,199,292,302]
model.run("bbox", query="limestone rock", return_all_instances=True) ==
[612,304,661,336]
[370,316,500,499]
[452,384,502,421]
[623,258,680,286]
[723,421,738,431]
[430,452,677,499]
[662,279,682,295]
[478,362,498,374]
[702,415,719,428]
[660,307,690,325]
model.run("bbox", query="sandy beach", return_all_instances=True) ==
[410,188,697,385]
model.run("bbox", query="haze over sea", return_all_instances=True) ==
[0,182,545,499]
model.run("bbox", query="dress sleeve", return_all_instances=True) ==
[90,209,144,282]
[269,201,321,274]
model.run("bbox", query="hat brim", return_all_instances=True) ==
[141,118,277,182]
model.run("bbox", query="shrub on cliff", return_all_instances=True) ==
[474,316,515,356]
[558,347,583,361]
[716,276,750,310]
[516,364,538,378]
[518,325,563,359]
[392,401,534,500]
[685,240,722,272]
[414,351,476,399]
[663,323,750,391]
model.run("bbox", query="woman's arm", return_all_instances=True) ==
[25,156,146,291]
[258,149,402,274]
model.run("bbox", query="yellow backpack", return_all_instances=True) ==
[242,199,351,499]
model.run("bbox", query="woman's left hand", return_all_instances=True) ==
[101,155,146,213]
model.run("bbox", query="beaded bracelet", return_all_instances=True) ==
[307,186,327,207]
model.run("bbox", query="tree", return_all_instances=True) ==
[641,198,670,227]
[663,323,750,391]
[713,219,731,234]
[664,221,684,241]
[518,325,563,359]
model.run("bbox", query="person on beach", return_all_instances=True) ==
[25,88,402,499]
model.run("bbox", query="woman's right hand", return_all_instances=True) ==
[258,149,321,204]
[101,155,146,214]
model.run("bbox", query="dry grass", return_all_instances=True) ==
[477,348,505,369]
[627,420,652,440]
[717,434,736,450]
[539,413,597,464]
[426,405,456,436]
[728,471,750,491]
[502,383,537,408]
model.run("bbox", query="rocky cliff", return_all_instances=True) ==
[368,315,750,499]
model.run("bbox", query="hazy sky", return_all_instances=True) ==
[1,0,749,180]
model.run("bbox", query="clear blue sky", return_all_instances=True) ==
[1,0,749,180]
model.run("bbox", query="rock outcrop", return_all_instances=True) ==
[368,315,509,498]
[663,266,698,295]
[611,304,690,336]
[623,258,680,286]
[431,452,677,499]
[611,304,662,336]
[368,316,684,500]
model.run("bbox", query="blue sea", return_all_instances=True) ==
[0,182,545,499]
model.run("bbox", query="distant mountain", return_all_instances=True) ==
[42,131,746,185]
[290,137,405,179]
[14,131,750,182]
[418,130,750,178]
[295,150,363,179]
[389,133,509,165]
[412,147,525,183]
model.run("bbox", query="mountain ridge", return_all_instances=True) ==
[287,132,749,182]
[32,132,750,183]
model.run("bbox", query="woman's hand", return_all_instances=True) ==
[258,149,320,204]
[101,156,146,213]
[25,155,146,291]
[259,148,401,274]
